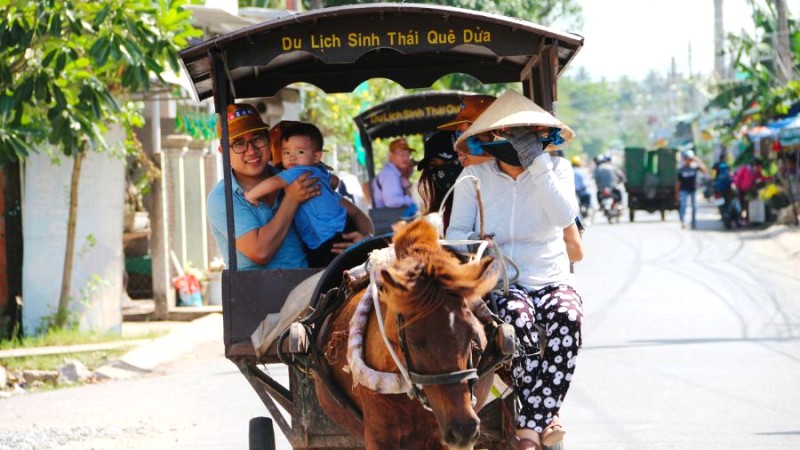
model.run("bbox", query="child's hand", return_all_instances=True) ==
[244,191,259,206]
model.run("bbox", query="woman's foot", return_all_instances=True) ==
[513,436,541,450]
[514,429,542,450]
[541,416,566,446]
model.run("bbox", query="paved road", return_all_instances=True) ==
[1,201,798,449]
[568,203,800,449]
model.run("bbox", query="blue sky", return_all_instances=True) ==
[564,0,799,81]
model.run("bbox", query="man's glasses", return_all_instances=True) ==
[231,135,269,154]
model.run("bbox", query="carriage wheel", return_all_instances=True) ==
[249,417,276,450]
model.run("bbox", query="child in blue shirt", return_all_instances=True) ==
[244,122,367,267]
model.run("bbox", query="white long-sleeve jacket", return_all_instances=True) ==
[446,154,578,291]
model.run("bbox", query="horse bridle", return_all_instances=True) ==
[371,276,515,410]
[396,313,481,410]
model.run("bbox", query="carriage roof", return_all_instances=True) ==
[179,3,584,105]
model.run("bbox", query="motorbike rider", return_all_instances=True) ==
[593,153,625,207]
[571,155,592,215]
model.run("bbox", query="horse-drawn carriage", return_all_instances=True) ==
[178,4,583,449]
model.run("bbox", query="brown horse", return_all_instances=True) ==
[315,219,499,449]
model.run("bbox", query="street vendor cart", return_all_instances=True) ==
[178,4,583,448]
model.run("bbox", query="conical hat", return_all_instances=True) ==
[453,90,574,153]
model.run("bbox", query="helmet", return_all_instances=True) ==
[594,153,611,165]
[570,155,582,167]
[682,149,695,160]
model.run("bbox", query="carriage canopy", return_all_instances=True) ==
[179,3,584,109]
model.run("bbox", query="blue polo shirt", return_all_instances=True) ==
[207,171,308,271]
[277,165,347,249]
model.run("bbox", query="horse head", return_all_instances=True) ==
[379,219,498,448]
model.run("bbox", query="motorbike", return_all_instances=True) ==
[598,186,623,223]
[712,186,743,229]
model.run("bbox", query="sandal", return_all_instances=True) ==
[541,416,566,446]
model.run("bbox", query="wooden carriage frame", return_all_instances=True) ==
[178,4,583,448]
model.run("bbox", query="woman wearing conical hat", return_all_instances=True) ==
[446,90,583,450]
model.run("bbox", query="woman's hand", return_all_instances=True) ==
[284,173,320,205]
[502,127,544,166]
[331,231,370,254]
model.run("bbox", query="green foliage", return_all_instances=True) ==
[301,79,405,173]
[0,348,130,374]
[0,0,201,164]
[309,0,583,27]
[706,1,800,134]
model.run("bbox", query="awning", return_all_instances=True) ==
[779,116,800,147]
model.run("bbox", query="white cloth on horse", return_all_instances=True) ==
[347,246,412,395]
[250,271,323,359]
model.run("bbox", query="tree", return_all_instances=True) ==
[706,0,800,132]
[309,0,583,28]
[0,0,200,330]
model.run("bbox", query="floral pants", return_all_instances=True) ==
[493,284,583,433]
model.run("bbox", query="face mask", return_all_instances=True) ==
[432,163,463,193]
[480,140,523,167]
[465,136,486,156]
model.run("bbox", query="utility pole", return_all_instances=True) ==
[774,0,793,85]
[714,0,726,79]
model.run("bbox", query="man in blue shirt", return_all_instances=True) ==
[207,103,321,270]
[371,138,417,212]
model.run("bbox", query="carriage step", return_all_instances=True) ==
[287,323,310,354]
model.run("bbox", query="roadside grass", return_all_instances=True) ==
[0,327,166,351]
[0,327,168,381]
[2,348,132,372]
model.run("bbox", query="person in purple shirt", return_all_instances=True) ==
[371,138,418,215]
[245,122,374,266]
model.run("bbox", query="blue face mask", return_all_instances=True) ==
[539,128,565,148]
[465,136,486,156]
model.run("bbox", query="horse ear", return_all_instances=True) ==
[380,268,408,292]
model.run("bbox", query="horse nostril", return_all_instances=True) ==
[444,417,480,446]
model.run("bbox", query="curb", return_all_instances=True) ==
[95,313,223,379]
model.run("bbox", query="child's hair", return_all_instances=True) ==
[281,122,324,152]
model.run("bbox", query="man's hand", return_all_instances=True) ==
[331,231,369,254]
[284,172,320,205]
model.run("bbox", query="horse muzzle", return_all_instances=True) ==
[442,415,480,449]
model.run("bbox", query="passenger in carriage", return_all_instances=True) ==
[245,121,374,267]
[416,130,462,229]
[207,103,370,270]
[439,93,583,264]
[446,90,584,450]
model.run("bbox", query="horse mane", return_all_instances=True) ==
[382,219,497,326]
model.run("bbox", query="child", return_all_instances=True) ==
[244,122,361,267]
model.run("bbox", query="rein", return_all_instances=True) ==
[437,175,520,296]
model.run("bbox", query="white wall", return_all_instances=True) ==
[22,132,125,335]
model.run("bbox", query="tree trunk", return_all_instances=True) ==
[714,0,725,79]
[57,151,85,328]
[3,162,23,338]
